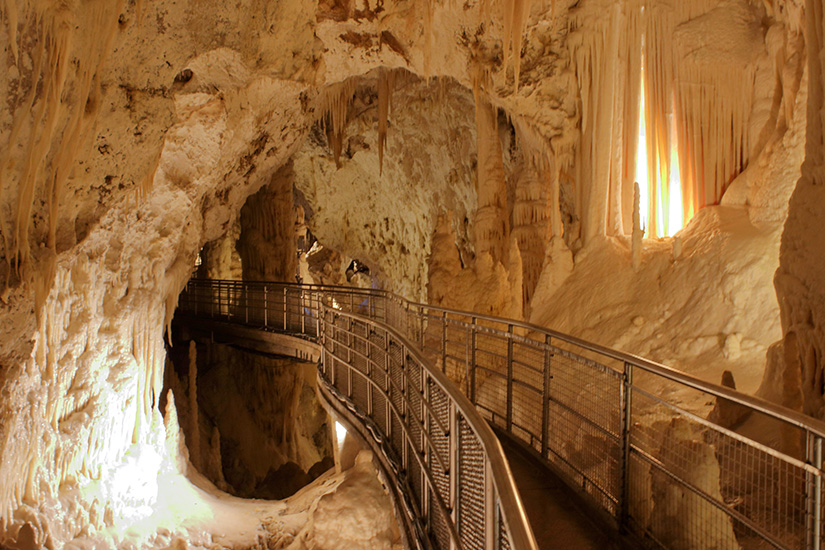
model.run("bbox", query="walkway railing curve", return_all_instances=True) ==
[177,279,825,550]
[176,279,537,550]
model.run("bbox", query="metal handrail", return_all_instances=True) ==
[320,307,536,550]
[400,299,825,438]
[176,279,538,550]
[178,278,825,550]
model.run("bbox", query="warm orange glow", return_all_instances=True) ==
[635,79,650,234]
[636,77,685,238]
[665,127,684,237]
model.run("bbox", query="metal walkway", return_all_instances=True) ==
[176,279,825,550]
[499,436,635,550]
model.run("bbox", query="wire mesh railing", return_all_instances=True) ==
[176,279,536,550]
[177,279,825,550]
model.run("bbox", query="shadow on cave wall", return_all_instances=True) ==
[164,335,334,500]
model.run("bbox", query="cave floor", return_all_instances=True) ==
[499,436,640,550]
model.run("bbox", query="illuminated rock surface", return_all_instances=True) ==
[0,0,822,547]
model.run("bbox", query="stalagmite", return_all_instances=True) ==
[512,160,551,305]
[473,97,509,264]
[632,181,643,270]
[188,340,199,470]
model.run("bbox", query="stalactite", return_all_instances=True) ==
[136,146,162,202]
[316,77,359,167]
[377,69,396,175]
[487,0,533,92]
[2,0,122,271]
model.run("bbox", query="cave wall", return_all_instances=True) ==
[764,0,825,419]
[0,0,572,543]
[0,0,820,546]
[237,162,299,282]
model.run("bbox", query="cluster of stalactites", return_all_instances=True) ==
[316,77,359,168]
[570,0,643,243]
[569,0,758,242]
[0,0,123,277]
[477,0,537,92]
[316,69,405,174]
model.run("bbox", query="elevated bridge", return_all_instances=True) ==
[175,279,825,550]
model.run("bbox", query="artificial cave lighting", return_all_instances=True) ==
[635,75,687,239]
[635,76,652,236]
[335,421,348,451]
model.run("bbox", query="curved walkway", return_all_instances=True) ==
[499,436,637,550]
[176,279,825,550]
[176,316,634,550]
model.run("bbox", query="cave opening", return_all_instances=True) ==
[163,336,335,501]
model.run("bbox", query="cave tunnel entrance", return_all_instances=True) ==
[163,331,335,500]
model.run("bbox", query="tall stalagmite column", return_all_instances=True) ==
[474,98,509,264]
[771,0,825,419]
[237,163,298,282]
[511,161,551,305]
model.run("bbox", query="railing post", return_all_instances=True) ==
[619,361,634,531]
[470,317,477,405]
[541,334,552,460]
[449,400,458,548]
[485,461,496,550]
[316,292,321,338]
[263,285,268,327]
[244,285,249,324]
[807,431,823,550]
[282,286,287,331]
[384,326,392,442]
[465,323,471,397]
[441,311,448,374]
[506,324,514,432]
[346,317,353,398]
[366,325,373,416]
[301,288,306,335]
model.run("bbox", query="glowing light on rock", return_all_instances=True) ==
[335,421,348,449]
[635,79,650,235]
[636,77,685,238]
[107,444,162,522]
[665,126,684,237]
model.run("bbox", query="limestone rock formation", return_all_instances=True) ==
[0,0,821,548]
